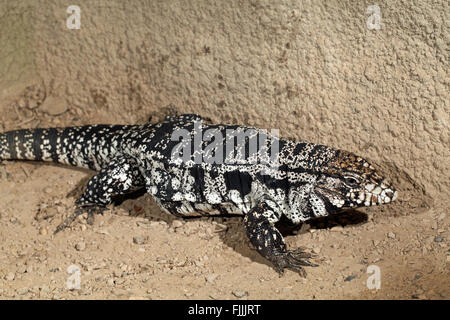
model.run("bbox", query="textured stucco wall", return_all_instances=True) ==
[1,0,449,207]
[0,1,38,99]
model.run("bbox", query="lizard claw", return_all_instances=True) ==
[54,205,106,234]
[272,248,319,277]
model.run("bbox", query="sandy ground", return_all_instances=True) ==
[0,1,449,300]
[0,110,448,300]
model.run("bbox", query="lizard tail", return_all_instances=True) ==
[0,128,62,163]
[0,125,132,170]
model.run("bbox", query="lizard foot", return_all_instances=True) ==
[54,205,107,234]
[272,248,319,277]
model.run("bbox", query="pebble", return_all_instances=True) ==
[16,288,28,295]
[5,272,15,281]
[75,242,86,251]
[43,187,53,194]
[17,98,27,108]
[387,232,396,239]
[112,288,128,296]
[312,247,321,254]
[205,274,218,284]
[159,221,168,227]
[173,257,187,267]
[344,274,357,282]
[331,226,344,232]
[133,236,146,245]
[39,227,48,235]
[232,290,248,298]
[172,220,183,229]
[40,96,68,116]
[40,285,50,294]
[113,270,124,278]
[434,236,443,243]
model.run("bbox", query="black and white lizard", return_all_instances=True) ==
[0,114,397,275]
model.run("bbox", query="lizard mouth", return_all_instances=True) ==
[354,184,398,206]
[314,186,347,209]
[315,184,398,209]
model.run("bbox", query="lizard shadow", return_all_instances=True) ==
[212,209,369,270]
[66,174,369,271]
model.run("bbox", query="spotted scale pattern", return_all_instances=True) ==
[0,114,398,274]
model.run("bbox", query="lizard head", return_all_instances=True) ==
[314,150,398,212]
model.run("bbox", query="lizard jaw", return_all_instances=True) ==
[353,184,398,206]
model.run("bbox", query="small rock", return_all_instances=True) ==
[434,236,443,243]
[40,285,50,294]
[173,257,187,267]
[312,247,321,254]
[28,99,38,109]
[5,272,15,281]
[40,96,68,116]
[232,290,248,298]
[107,279,115,286]
[43,187,53,194]
[113,270,123,278]
[172,220,183,229]
[194,260,205,267]
[129,296,147,300]
[205,274,218,284]
[39,227,48,235]
[387,232,396,239]
[16,288,29,295]
[331,226,344,232]
[112,288,128,296]
[17,98,27,108]
[412,293,427,300]
[344,274,357,282]
[75,241,86,251]
[159,221,168,227]
[133,236,146,245]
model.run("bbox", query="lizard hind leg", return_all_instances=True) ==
[244,202,318,276]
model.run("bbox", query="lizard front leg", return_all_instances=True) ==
[244,202,318,276]
[54,156,144,233]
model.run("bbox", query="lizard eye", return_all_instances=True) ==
[344,176,359,187]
